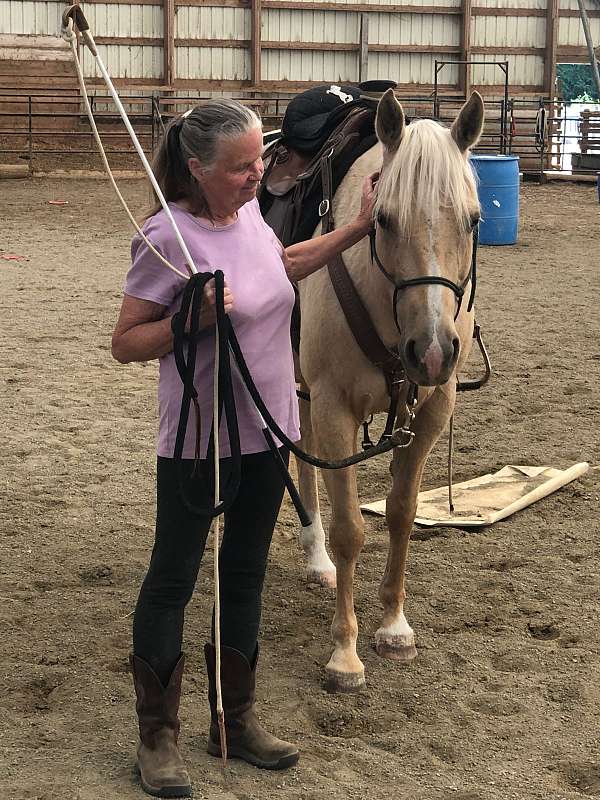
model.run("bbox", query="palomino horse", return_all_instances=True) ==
[296,89,485,692]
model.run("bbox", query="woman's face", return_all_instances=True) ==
[190,126,264,216]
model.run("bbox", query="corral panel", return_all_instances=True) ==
[176,6,249,41]
[176,46,249,82]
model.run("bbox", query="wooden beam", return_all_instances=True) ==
[251,0,261,87]
[176,0,462,12]
[560,8,600,19]
[262,1,461,11]
[164,0,175,86]
[470,46,545,56]
[460,0,472,97]
[52,0,600,14]
[174,38,461,53]
[94,36,163,47]
[544,0,559,98]
[472,7,546,17]
[359,13,368,84]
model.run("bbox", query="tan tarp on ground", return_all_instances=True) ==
[360,463,590,528]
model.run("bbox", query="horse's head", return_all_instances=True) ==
[373,90,484,386]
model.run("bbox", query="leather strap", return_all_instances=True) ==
[320,148,334,235]
[327,253,404,386]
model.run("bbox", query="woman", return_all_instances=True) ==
[112,99,375,798]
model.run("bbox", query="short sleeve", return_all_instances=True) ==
[125,217,187,307]
[251,198,285,257]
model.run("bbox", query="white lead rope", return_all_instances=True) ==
[61,8,228,762]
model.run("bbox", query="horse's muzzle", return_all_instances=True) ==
[403,333,460,386]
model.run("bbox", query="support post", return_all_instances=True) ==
[251,0,262,88]
[576,0,600,100]
[460,0,472,97]
[359,13,369,83]
[544,0,559,98]
[163,0,175,88]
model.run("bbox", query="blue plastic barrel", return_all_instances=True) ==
[470,155,520,245]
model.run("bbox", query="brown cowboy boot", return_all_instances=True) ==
[204,643,299,770]
[130,653,192,798]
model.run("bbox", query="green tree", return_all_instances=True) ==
[556,63,600,101]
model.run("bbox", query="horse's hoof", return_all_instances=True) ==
[375,636,417,662]
[324,666,365,693]
[306,568,336,588]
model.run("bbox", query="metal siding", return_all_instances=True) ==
[287,0,460,5]
[476,0,545,8]
[81,43,162,80]
[0,0,63,35]
[176,5,249,81]
[558,14,600,47]
[262,9,358,82]
[177,46,249,82]
[80,4,161,38]
[472,13,546,48]
[559,0,597,10]
[176,6,249,41]
[368,53,459,85]
[471,53,544,86]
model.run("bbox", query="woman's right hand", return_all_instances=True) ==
[189,277,234,331]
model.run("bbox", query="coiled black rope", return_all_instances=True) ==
[171,270,241,517]
[171,270,413,522]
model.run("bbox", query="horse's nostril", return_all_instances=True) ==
[452,336,460,363]
[405,339,418,368]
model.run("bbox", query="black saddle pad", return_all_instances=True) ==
[281,84,361,153]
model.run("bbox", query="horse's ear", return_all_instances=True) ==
[376,88,405,152]
[451,91,485,152]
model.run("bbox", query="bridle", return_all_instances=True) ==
[368,220,479,333]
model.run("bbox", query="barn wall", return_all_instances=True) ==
[1,0,599,95]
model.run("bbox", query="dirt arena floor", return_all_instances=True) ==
[1,178,599,800]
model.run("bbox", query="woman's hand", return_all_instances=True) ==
[355,172,379,235]
[187,277,234,332]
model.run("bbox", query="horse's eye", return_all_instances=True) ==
[377,211,391,230]
[469,215,480,232]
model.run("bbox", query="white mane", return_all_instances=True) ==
[375,118,478,235]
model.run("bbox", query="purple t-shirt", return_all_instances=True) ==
[125,198,300,459]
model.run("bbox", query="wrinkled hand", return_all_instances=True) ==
[186,277,234,332]
[355,171,379,234]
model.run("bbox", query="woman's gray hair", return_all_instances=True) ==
[145,99,262,220]
[180,99,262,171]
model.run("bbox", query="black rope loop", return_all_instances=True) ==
[172,270,242,518]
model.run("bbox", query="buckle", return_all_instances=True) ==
[319,199,330,217]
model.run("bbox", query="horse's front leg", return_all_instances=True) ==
[376,386,455,661]
[311,402,365,692]
[296,393,336,588]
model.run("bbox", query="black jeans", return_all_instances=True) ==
[133,449,288,685]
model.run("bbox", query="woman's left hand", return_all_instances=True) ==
[355,172,379,234]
